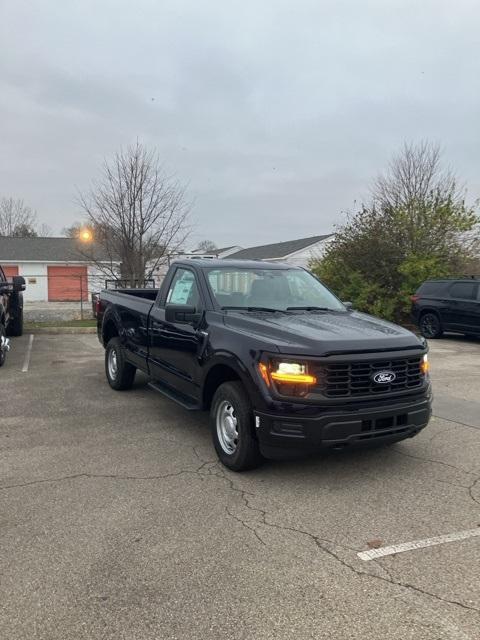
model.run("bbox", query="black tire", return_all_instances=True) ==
[419,312,443,339]
[7,309,23,337]
[0,324,7,367]
[210,381,263,471]
[105,337,136,390]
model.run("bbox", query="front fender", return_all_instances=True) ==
[201,349,267,410]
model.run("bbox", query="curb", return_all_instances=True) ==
[24,327,97,335]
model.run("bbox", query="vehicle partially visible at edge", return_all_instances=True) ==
[0,266,26,366]
[411,277,480,338]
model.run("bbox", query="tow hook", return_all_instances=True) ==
[1,335,10,353]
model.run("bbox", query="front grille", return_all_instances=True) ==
[312,356,424,398]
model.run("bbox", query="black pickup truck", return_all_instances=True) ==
[0,266,26,366]
[96,259,431,470]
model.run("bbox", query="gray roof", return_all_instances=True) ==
[227,234,333,260]
[0,236,116,263]
[191,245,237,255]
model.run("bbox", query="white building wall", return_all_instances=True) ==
[2,261,117,301]
[270,238,334,269]
[88,265,109,295]
[10,262,48,301]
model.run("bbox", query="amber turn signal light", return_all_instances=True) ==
[420,354,430,375]
[258,363,271,386]
[270,371,317,384]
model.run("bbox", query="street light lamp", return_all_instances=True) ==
[79,228,93,243]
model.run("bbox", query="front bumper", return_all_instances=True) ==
[255,391,432,458]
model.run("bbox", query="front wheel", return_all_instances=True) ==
[210,381,263,471]
[0,325,8,367]
[105,337,136,390]
[419,312,443,339]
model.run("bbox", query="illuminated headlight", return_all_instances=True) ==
[259,362,317,388]
[420,354,430,375]
[270,361,316,385]
[277,362,306,376]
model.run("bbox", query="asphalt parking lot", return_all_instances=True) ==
[1,333,479,639]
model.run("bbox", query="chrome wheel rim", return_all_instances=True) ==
[108,348,118,379]
[216,400,239,455]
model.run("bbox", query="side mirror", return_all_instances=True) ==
[165,304,200,324]
[12,275,26,292]
[343,301,353,310]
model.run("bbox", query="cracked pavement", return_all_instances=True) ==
[1,334,479,639]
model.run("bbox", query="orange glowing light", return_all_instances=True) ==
[79,228,93,242]
[258,363,270,386]
[270,371,317,384]
[420,354,430,375]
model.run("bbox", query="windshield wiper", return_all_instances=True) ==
[286,306,333,311]
[222,305,336,313]
[222,306,281,313]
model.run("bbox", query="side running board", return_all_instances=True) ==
[148,381,201,411]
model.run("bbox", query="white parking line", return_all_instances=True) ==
[21,334,34,372]
[357,528,480,561]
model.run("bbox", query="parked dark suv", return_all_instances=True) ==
[411,277,480,338]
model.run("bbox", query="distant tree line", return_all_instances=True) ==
[196,239,217,252]
[0,197,51,237]
[310,141,480,322]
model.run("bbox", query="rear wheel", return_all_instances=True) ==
[105,337,136,390]
[210,381,263,471]
[419,312,443,339]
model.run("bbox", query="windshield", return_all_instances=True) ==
[206,267,345,312]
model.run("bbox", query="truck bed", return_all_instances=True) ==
[111,288,159,301]
[97,288,159,325]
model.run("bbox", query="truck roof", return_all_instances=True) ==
[171,258,299,270]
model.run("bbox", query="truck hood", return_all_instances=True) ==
[223,310,424,356]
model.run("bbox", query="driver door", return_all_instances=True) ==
[148,267,203,402]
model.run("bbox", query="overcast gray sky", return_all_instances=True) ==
[1,0,479,247]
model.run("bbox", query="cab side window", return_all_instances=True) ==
[449,282,477,300]
[166,268,200,308]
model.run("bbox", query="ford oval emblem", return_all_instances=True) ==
[373,370,396,384]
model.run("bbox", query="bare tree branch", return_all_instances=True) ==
[371,141,463,211]
[196,239,217,252]
[0,197,38,236]
[77,142,192,285]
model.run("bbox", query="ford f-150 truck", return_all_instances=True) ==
[96,259,431,471]
[0,266,25,366]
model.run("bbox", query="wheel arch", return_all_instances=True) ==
[202,355,259,410]
[419,307,441,318]
[101,311,120,346]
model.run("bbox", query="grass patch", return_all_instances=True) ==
[24,319,96,329]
